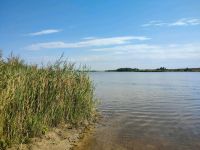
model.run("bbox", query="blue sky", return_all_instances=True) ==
[0,0,200,70]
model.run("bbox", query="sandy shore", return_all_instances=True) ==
[8,117,99,150]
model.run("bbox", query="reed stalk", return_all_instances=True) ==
[0,52,96,149]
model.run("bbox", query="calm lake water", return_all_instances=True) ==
[77,72,200,150]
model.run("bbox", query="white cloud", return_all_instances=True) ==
[27,29,62,36]
[25,43,200,70]
[25,36,150,50]
[142,21,167,27]
[91,43,200,59]
[92,44,160,52]
[142,18,200,27]
[82,37,96,40]
[71,55,113,62]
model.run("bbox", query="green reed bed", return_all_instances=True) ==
[0,53,96,149]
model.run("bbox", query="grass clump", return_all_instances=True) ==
[0,52,96,149]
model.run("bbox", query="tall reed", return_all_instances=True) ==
[0,53,96,149]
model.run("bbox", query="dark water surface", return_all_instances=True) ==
[78,72,200,150]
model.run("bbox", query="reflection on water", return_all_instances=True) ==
[77,72,200,150]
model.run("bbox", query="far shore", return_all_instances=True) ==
[88,67,200,72]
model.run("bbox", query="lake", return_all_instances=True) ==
[77,72,200,150]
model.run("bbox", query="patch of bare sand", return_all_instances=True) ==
[8,117,99,150]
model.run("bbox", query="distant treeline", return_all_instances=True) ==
[106,67,200,72]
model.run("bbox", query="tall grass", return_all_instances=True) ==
[0,52,96,149]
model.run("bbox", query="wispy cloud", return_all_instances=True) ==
[142,18,200,27]
[27,29,62,36]
[91,43,200,59]
[82,37,96,40]
[25,43,200,70]
[92,44,160,52]
[25,36,150,50]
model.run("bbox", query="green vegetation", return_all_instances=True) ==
[0,52,96,149]
[106,67,200,72]
[115,68,139,72]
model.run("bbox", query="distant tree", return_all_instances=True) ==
[116,68,133,72]
[115,68,140,72]
[156,67,167,72]
[184,68,192,72]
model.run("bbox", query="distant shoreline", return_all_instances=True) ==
[103,67,200,72]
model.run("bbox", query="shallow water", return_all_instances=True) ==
[77,72,200,150]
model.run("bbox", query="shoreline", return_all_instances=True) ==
[8,116,99,150]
